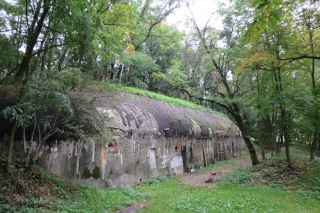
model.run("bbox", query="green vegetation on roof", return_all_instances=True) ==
[92,81,230,121]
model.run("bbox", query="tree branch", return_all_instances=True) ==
[278,55,320,62]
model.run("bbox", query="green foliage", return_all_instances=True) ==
[245,0,282,41]
[136,179,320,213]
[122,85,233,126]
[141,176,169,185]
[120,185,151,200]
[0,204,16,213]
[131,22,183,92]
[215,168,253,186]
[105,179,117,190]
[48,186,135,212]
[125,86,205,110]
[82,166,101,179]
[299,161,320,187]
[171,194,273,213]
[134,147,320,212]
[296,190,320,200]
[243,146,320,198]
[0,157,145,212]
[124,52,159,73]
[92,166,100,179]
[152,62,188,94]
[132,77,149,90]
[61,95,110,143]
[0,158,78,212]
[1,72,76,130]
[0,35,19,79]
[82,168,92,179]
[2,143,320,212]
[123,86,224,119]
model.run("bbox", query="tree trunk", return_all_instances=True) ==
[273,66,291,167]
[256,73,265,161]
[7,0,52,169]
[244,136,260,165]
[6,120,16,171]
[126,65,132,86]
[119,64,124,85]
[258,137,266,161]
[110,63,115,81]
[281,108,292,167]
[310,132,318,162]
[234,113,260,165]
[23,128,27,155]
[257,121,265,160]
[16,0,51,81]
[264,116,276,155]
[307,21,319,161]
[58,49,68,71]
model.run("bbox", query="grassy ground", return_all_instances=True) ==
[1,145,319,212]
[133,146,320,213]
[136,180,319,213]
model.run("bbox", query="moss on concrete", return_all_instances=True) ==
[83,166,101,179]
[83,168,92,179]
[92,166,101,179]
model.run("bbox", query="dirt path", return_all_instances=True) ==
[116,200,153,213]
[116,155,253,213]
[180,155,252,187]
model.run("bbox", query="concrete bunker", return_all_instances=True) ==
[1,91,246,187]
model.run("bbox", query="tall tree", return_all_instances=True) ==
[183,1,260,165]
[238,0,320,165]
[0,0,132,169]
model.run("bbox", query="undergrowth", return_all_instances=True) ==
[1,131,319,213]
[133,146,320,213]
[213,146,320,201]
[141,176,169,185]
[215,167,253,186]
[120,185,151,200]
[171,192,273,213]
[0,145,79,212]
[137,178,320,213]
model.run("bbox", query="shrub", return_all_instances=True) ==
[120,185,151,199]
[141,176,169,185]
[215,169,253,186]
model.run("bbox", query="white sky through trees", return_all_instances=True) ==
[166,0,229,31]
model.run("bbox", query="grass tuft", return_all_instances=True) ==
[215,167,253,186]
[141,176,169,185]
[120,185,151,200]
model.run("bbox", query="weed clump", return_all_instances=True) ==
[0,162,78,212]
[214,168,253,186]
[120,185,151,200]
[141,176,169,185]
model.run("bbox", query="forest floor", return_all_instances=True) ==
[117,154,253,213]
[116,147,320,213]
[180,155,253,187]
[1,143,318,212]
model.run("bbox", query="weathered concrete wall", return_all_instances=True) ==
[32,135,244,187]
[30,91,245,187]
[7,91,245,187]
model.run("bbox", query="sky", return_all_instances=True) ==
[166,0,229,31]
